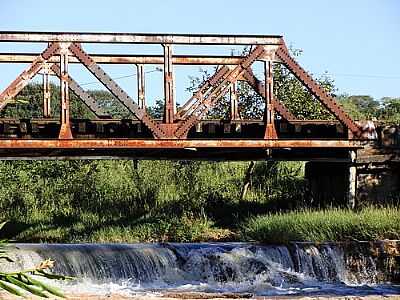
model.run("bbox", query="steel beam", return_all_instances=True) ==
[163,44,175,123]
[175,46,266,138]
[242,68,295,121]
[58,44,73,139]
[68,43,165,138]
[50,64,109,118]
[136,64,145,109]
[0,139,360,149]
[0,31,283,45]
[230,81,239,120]
[42,63,51,117]
[0,43,60,110]
[264,60,277,139]
[0,53,257,65]
[275,45,361,136]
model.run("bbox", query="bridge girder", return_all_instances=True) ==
[0,31,365,159]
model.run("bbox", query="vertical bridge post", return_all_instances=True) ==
[163,44,175,124]
[42,63,51,118]
[348,149,357,209]
[136,64,145,110]
[58,43,73,139]
[264,60,277,139]
[230,81,239,120]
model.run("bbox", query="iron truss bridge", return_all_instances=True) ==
[0,31,372,160]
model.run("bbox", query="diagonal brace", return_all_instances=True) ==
[242,68,295,121]
[275,45,361,136]
[174,46,266,138]
[68,43,165,138]
[50,64,110,118]
[0,43,60,110]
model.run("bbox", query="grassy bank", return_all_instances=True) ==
[0,160,306,243]
[0,160,398,244]
[241,207,400,244]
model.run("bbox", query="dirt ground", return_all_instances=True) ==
[2,291,400,300]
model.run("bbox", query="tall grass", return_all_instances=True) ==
[241,206,400,244]
[0,160,306,243]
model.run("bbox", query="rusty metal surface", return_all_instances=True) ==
[0,31,283,45]
[68,43,165,138]
[50,64,109,118]
[0,31,367,160]
[0,43,60,109]
[0,139,359,149]
[136,64,145,109]
[163,44,175,124]
[275,45,361,136]
[263,60,277,139]
[175,46,266,138]
[242,68,295,121]
[0,53,251,65]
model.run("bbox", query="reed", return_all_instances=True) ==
[241,206,400,244]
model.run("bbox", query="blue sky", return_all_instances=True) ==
[0,0,399,106]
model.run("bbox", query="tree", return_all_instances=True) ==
[185,48,337,121]
[380,97,400,122]
[273,49,336,120]
[336,95,380,120]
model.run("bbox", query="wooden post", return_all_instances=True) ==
[348,150,357,209]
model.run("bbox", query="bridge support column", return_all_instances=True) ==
[230,81,239,120]
[264,60,277,139]
[305,161,354,207]
[348,150,357,209]
[136,64,145,110]
[163,44,175,124]
[42,63,51,118]
[58,44,73,139]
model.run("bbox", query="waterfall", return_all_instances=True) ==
[1,242,398,297]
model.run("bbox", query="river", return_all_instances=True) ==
[1,242,399,299]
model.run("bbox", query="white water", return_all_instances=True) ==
[2,243,399,297]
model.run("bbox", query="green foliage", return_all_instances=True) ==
[0,222,72,298]
[274,49,336,120]
[337,95,400,122]
[380,97,400,122]
[241,206,400,244]
[0,83,131,119]
[337,95,380,120]
[0,159,308,243]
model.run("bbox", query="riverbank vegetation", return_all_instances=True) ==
[241,206,400,244]
[0,159,398,243]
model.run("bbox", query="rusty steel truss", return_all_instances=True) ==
[0,31,363,160]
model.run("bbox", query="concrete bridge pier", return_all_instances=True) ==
[305,149,400,208]
[305,151,358,208]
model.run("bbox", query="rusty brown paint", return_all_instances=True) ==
[0,53,255,65]
[275,45,361,136]
[0,31,283,45]
[242,68,295,121]
[0,43,60,109]
[0,139,360,149]
[174,46,266,138]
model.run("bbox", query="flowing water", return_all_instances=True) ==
[2,243,399,298]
